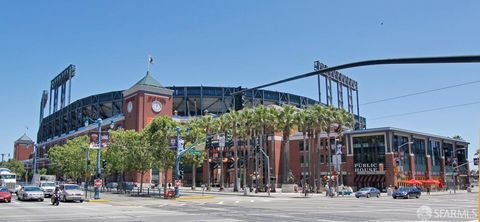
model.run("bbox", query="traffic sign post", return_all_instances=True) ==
[94,179,103,188]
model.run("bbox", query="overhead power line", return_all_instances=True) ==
[362,80,480,106]
[370,100,480,120]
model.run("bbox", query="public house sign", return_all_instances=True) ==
[354,163,379,174]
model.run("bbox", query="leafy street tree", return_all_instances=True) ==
[4,159,26,179]
[182,117,206,190]
[48,136,94,182]
[37,168,47,175]
[143,116,178,194]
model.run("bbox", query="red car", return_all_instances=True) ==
[0,187,12,203]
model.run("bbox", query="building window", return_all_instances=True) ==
[300,141,308,151]
[320,155,324,164]
[443,143,454,173]
[413,138,426,172]
[352,135,386,166]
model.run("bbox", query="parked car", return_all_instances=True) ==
[392,187,421,199]
[17,186,44,201]
[0,187,12,203]
[106,182,118,191]
[39,182,56,197]
[355,187,381,198]
[59,184,84,202]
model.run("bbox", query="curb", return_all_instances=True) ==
[86,199,111,203]
[176,196,215,201]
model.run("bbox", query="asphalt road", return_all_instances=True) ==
[1,191,477,222]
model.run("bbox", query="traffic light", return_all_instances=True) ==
[179,170,184,180]
[234,87,245,110]
[225,132,233,148]
[206,136,212,149]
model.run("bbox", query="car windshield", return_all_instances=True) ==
[64,185,80,190]
[359,188,370,191]
[397,188,409,192]
[42,182,55,186]
[25,187,42,192]
[0,188,8,192]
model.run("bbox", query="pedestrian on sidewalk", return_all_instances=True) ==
[426,187,430,195]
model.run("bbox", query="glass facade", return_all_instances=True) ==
[393,135,410,172]
[353,135,386,165]
[429,140,442,173]
[413,138,426,172]
[443,143,454,173]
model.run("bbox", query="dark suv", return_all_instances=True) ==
[392,187,421,199]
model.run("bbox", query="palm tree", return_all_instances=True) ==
[265,106,279,190]
[213,114,229,191]
[294,109,309,194]
[240,108,255,189]
[198,114,216,190]
[332,108,354,187]
[253,106,271,190]
[226,110,241,191]
[309,104,327,192]
[276,105,297,184]
[236,109,249,190]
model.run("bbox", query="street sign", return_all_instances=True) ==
[94,179,103,188]
[219,136,225,147]
[189,150,202,155]
[85,172,91,177]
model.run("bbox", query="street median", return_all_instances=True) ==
[86,199,111,203]
[175,196,215,201]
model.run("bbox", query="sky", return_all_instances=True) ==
[0,1,479,169]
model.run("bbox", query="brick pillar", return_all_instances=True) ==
[345,156,354,187]
[426,156,432,180]
[202,157,209,186]
[274,140,282,187]
[385,153,396,187]
[409,154,416,179]
[440,157,446,184]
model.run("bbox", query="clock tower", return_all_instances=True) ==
[123,72,173,131]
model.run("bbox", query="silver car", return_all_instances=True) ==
[59,184,84,202]
[17,186,44,201]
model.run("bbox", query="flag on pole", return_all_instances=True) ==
[148,55,154,64]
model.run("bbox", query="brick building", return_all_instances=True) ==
[13,134,34,161]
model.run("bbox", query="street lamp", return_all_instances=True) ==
[84,118,114,200]
[396,141,414,185]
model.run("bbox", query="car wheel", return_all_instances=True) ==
[79,200,84,203]
[393,196,397,199]
[416,194,420,199]
[377,193,380,198]
[356,196,359,198]
[366,194,370,198]
[40,199,44,202]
